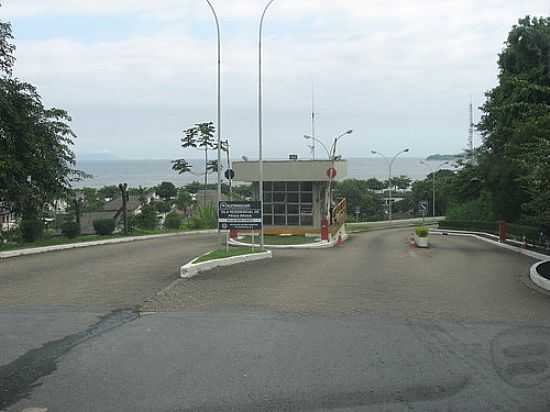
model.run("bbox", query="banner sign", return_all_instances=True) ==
[218,201,262,230]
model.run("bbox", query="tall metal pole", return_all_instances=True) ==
[205,0,222,245]
[388,149,408,221]
[420,160,448,217]
[258,0,277,251]
[311,83,316,160]
[432,172,436,217]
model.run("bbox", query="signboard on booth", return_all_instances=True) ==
[218,201,262,230]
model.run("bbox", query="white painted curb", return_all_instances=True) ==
[180,250,272,278]
[0,229,219,260]
[430,229,549,261]
[228,227,349,249]
[530,261,550,292]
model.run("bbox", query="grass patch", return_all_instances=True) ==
[240,234,319,245]
[194,247,263,264]
[0,228,192,253]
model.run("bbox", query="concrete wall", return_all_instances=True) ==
[233,160,347,182]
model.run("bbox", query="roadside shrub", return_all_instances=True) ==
[61,221,81,239]
[20,219,44,242]
[134,204,159,230]
[189,205,217,229]
[164,212,183,230]
[415,226,429,237]
[93,218,116,236]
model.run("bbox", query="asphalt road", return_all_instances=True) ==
[2,229,550,411]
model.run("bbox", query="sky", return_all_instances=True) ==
[2,0,549,160]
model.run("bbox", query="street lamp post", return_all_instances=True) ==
[371,148,410,221]
[420,160,449,217]
[258,0,277,251]
[304,135,331,159]
[205,0,222,245]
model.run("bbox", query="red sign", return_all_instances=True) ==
[326,167,337,179]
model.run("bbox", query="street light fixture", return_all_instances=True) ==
[371,148,410,221]
[420,160,449,217]
[304,135,331,159]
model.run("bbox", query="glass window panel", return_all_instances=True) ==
[287,204,299,214]
[273,182,286,191]
[274,215,286,225]
[263,203,272,214]
[300,182,313,192]
[300,192,313,203]
[263,215,273,225]
[287,193,299,203]
[263,192,272,202]
[273,193,286,202]
[264,182,272,191]
[287,215,299,225]
[286,182,299,191]
[300,204,313,214]
[274,204,285,214]
[300,214,313,226]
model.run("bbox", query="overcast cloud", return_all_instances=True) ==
[2,0,549,159]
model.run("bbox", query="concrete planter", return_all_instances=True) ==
[415,235,429,248]
[180,250,272,279]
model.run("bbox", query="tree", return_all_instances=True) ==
[175,190,193,210]
[0,3,15,76]
[334,179,384,220]
[155,181,177,201]
[365,178,385,191]
[134,204,158,230]
[97,185,119,201]
[473,16,550,221]
[0,10,85,231]
[172,122,216,193]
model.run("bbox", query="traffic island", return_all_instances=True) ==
[180,247,272,279]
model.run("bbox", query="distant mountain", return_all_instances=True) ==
[77,153,120,162]
[425,153,464,161]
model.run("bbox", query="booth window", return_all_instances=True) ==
[262,181,313,226]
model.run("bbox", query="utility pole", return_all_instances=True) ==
[311,83,316,160]
[468,99,474,158]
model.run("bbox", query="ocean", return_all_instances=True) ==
[74,158,453,189]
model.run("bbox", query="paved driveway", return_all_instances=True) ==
[3,229,550,411]
[147,229,549,322]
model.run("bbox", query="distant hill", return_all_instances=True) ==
[77,153,120,162]
[425,153,464,161]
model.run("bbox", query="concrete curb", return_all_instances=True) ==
[0,229,219,260]
[530,261,550,292]
[180,250,273,279]
[228,231,350,249]
[429,229,549,261]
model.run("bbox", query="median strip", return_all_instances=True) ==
[180,247,272,278]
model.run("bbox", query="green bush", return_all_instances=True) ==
[189,205,217,229]
[20,219,44,242]
[415,226,429,237]
[164,212,183,230]
[61,221,81,239]
[134,204,159,230]
[93,218,116,236]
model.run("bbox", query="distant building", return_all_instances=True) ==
[0,204,16,232]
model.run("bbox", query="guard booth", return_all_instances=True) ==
[232,159,348,239]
